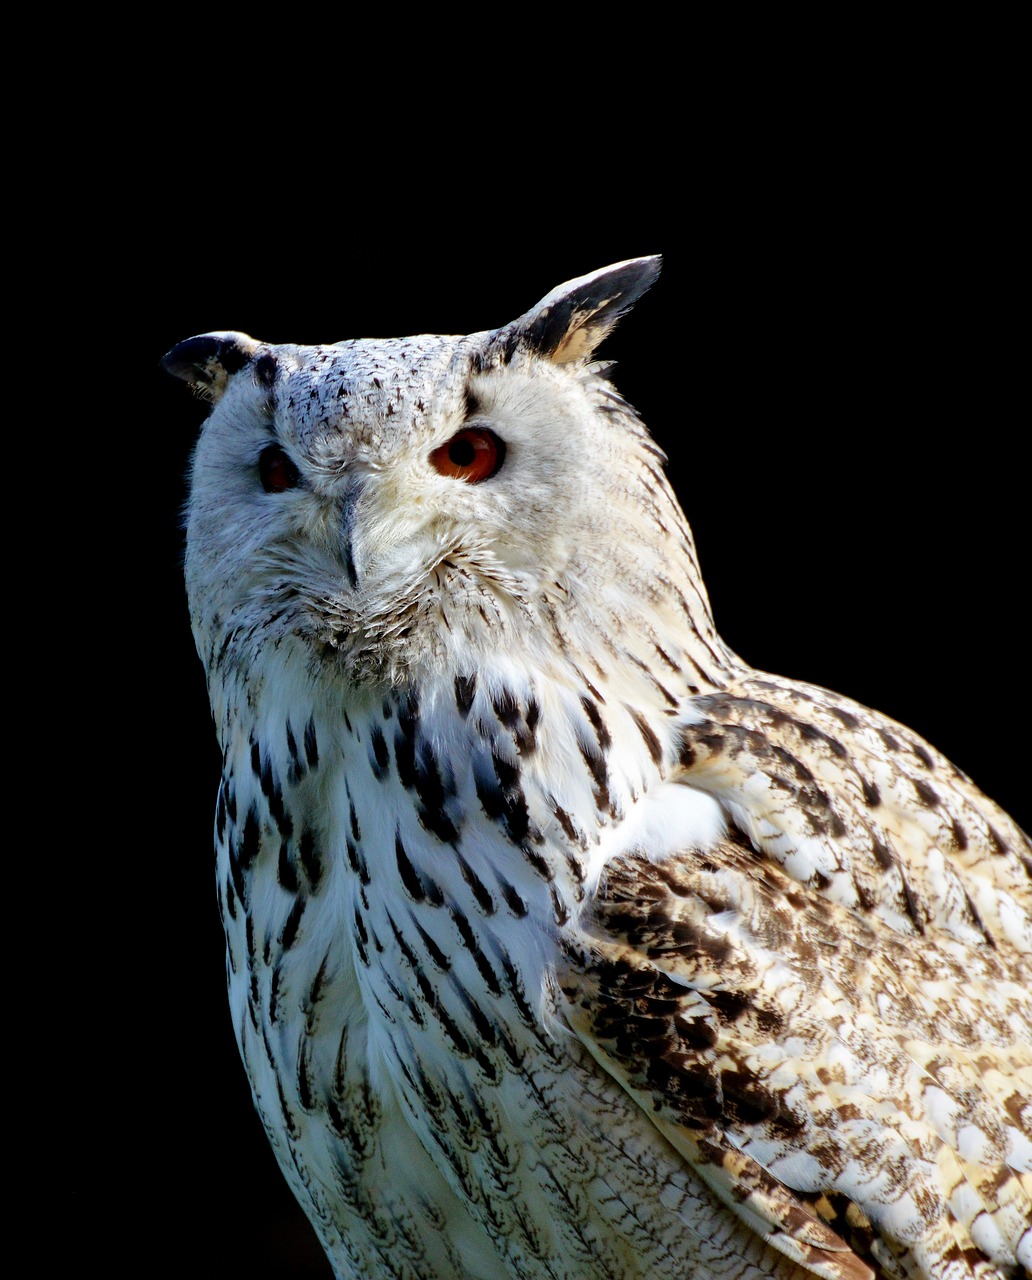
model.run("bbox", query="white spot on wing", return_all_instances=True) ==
[584,780,725,892]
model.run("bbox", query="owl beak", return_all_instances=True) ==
[341,476,363,590]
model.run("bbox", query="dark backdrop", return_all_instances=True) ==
[74,113,1025,1279]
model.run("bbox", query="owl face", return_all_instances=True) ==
[176,259,680,686]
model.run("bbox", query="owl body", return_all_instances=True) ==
[169,259,1032,1280]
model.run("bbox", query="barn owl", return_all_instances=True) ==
[164,258,1031,1280]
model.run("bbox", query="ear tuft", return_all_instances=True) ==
[161,331,261,402]
[502,256,661,365]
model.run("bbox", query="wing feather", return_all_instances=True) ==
[560,830,1032,1279]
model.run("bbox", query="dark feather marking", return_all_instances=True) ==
[475,752,531,844]
[628,707,663,764]
[285,720,300,769]
[524,698,540,738]
[346,837,370,885]
[306,951,331,1016]
[580,695,612,751]
[223,875,237,922]
[455,674,476,717]
[386,911,422,980]
[412,918,451,971]
[685,648,720,692]
[551,802,580,843]
[239,804,261,872]
[420,805,459,846]
[961,887,995,947]
[276,1075,301,1143]
[352,906,369,967]
[303,717,318,767]
[870,834,895,870]
[797,720,849,760]
[913,778,941,809]
[267,963,283,1025]
[214,628,235,673]
[394,832,443,906]
[450,907,502,994]
[296,1038,315,1112]
[452,980,497,1047]
[498,950,538,1028]
[228,814,254,914]
[260,759,291,835]
[550,884,570,926]
[414,745,459,844]
[706,988,752,1024]
[472,1046,499,1083]
[579,739,611,814]
[493,688,521,731]
[580,673,605,703]
[280,894,305,951]
[827,706,861,731]
[277,840,299,892]
[851,876,877,912]
[298,828,323,891]
[521,845,553,881]
[455,853,496,914]
[396,834,425,902]
[394,721,417,790]
[628,652,679,708]
[434,1001,473,1058]
[500,882,528,917]
[412,1060,444,1114]
[899,869,927,933]
[369,725,390,780]
[224,773,237,824]
[652,643,680,673]
[560,846,586,888]
[246,985,260,1033]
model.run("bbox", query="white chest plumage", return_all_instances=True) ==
[216,660,746,1279]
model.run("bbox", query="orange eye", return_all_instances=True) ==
[259,444,301,493]
[429,428,505,483]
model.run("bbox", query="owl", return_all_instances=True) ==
[165,258,1031,1280]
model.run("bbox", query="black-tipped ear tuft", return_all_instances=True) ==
[161,331,261,402]
[499,256,661,365]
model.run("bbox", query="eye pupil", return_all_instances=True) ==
[448,438,476,467]
[430,427,505,484]
[259,445,300,493]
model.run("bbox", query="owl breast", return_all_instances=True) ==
[216,654,802,1279]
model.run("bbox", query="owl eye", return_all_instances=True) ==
[429,428,505,483]
[259,445,301,493]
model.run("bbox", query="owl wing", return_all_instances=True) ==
[559,681,1032,1280]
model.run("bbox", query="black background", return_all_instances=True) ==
[71,76,1026,1280]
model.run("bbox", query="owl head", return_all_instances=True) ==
[167,257,714,691]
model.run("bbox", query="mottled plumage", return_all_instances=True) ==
[165,258,1031,1280]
